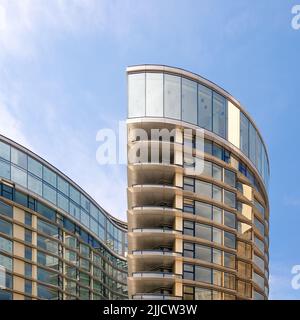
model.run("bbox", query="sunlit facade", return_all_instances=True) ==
[0,135,128,300]
[126,65,270,300]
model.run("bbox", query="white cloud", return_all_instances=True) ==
[0,0,136,220]
[0,0,154,60]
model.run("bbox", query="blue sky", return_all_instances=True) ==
[0,0,299,299]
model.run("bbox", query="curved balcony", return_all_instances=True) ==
[128,228,181,252]
[128,162,181,187]
[128,250,182,274]
[128,184,181,209]
[128,206,181,229]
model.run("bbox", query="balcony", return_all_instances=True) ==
[128,272,181,295]
[128,249,181,274]
[128,206,181,229]
[127,184,181,209]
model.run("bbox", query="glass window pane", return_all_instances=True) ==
[0,254,12,271]
[0,218,12,236]
[195,265,211,283]
[213,248,222,265]
[195,223,211,241]
[224,211,236,229]
[0,160,10,180]
[254,217,265,236]
[37,284,58,300]
[195,180,211,198]
[224,190,236,208]
[212,143,223,160]
[57,193,69,212]
[213,92,226,138]
[28,174,42,196]
[224,169,236,188]
[182,78,197,124]
[213,185,222,202]
[43,183,56,205]
[195,244,211,262]
[80,210,90,228]
[28,157,42,178]
[212,164,222,181]
[202,161,212,177]
[213,227,222,244]
[128,73,146,118]
[57,176,69,196]
[195,287,211,300]
[70,185,80,204]
[0,201,13,218]
[249,123,256,165]
[11,148,27,169]
[256,133,263,175]
[195,201,212,219]
[43,167,56,187]
[37,219,58,238]
[0,142,10,161]
[37,235,58,255]
[224,231,236,249]
[146,73,163,117]
[224,252,236,269]
[213,206,222,223]
[240,113,249,156]
[213,269,222,286]
[69,202,80,220]
[164,74,181,119]
[198,84,212,130]
[11,166,27,187]
[0,236,12,253]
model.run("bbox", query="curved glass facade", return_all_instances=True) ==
[0,137,127,256]
[0,135,128,300]
[126,65,270,300]
[128,68,269,188]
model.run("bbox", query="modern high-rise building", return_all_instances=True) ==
[0,135,128,300]
[126,65,270,300]
[0,64,270,301]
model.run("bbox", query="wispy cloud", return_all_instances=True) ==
[0,0,137,220]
